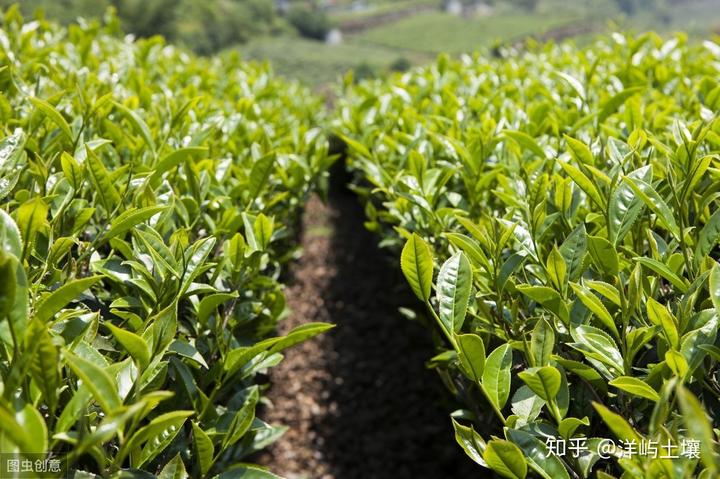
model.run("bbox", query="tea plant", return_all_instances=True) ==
[0,6,334,478]
[337,33,720,478]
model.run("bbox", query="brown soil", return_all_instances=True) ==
[255,180,477,478]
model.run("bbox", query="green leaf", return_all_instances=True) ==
[400,233,434,302]
[646,298,679,349]
[482,344,513,412]
[192,422,214,477]
[546,246,567,291]
[113,101,156,153]
[634,257,689,293]
[0,251,28,346]
[571,282,619,338]
[61,152,84,190]
[267,322,335,355]
[665,349,689,378]
[106,323,151,370]
[105,206,167,242]
[569,325,623,375]
[598,86,643,123]
[483,439,527,479]
[253,213,274,251]
[593,402,642,443]
[169,340,209,369]
[223,387,259,449]
[0,209,23,259]
[436,251,472,333]
[510,385,545,423]
[30,96,73,141]
[0,402,48,453]
[29,325,60,410]
[565,135,595,165]
[609,376,659,401]
[587,236,619,276]
[455,333,485,382]
[0,130,26,200]
[35,276,103,323]
[198,292,238,325]
[64,350,121,413]
[506,429,570,479]
[710,263,720,314]
[695,209,720,266]
[608,166,650,244]
[85,145,121,213]
[452,419,487,466]
[559,225,587,281]
[677,385,719,473]
[131,411,194,468]
[624,176,680,240]
[557,416,590,440]
[158,454,188,479]
[558,161,604,209]
[212,465,282,479]
[530,319,554,367]
[247,154,275,202]
[149,147,207,185]
[446,232,491,273]
[15,197,48,257]
[518,366,561,402]
[503,130,546,159]
[516,285,569,324]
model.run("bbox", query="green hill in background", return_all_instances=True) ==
[5,0,719,85]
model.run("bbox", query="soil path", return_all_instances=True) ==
[255,179,477,478]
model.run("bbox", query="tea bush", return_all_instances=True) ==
[337,33,720,478]
[0,7,334,478]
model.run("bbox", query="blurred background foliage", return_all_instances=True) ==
[2,0,718,85]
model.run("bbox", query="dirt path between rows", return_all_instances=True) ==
[255,178,477,478]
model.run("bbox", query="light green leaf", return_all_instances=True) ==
[609,376,660,402]
[192,422,214,476]
[598,86,643,123]
[571,282,619,338]
[634,257,688,293]
[587,235,618,276]
[400,233,434,302]
[452,419,487,466]
[646,298,679,349]
[518,366,561,402]
[506,429,570,479]
[86,145,121,213]
[15,197,48,257]
[30,97,73,141]
[158,454,188,479]
[484,439,527,479]
[677,385,719,473]
[546,246,567,291]
[624,176,680,240]
[455,333,485,383]
[530,319,554,367]
[64,350,121,413]
[593,402,642,442]
[106,323,151,370]
[35,276,103,323]
[482,344,513,412]
[558,161,604,209]
[436,251,472,333]
[105,206,167,242]
[113,101,156,153]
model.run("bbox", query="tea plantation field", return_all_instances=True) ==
[2,3,720,479]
